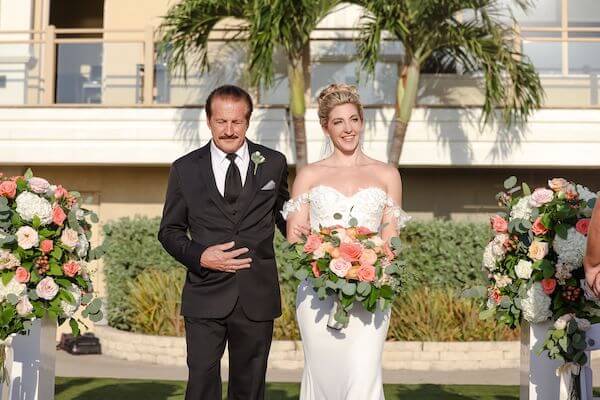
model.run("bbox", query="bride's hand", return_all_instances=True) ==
[293,223,311,238]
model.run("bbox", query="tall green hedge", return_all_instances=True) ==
[102,216,490,330]
[102,216,180,330]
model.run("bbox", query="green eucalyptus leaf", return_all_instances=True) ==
[504,176,518,189]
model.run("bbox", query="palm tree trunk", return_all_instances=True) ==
[289,55,307,169]
[389,58,420,165]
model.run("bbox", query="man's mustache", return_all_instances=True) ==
[219,135,239,139]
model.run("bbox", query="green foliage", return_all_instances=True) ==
[127,268,186,337]
[102,216,179,330]
[398,220,490,289]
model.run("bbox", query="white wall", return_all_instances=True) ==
[1,107,600,167]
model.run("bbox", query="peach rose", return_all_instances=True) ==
[310,261,321,278]
[490,215,508,233]
[15,267,30,283]
[357,264,376,282]
[359,248,378,266]
[329,258,352,278]
[531,217,549,236]
[356,227,372,236]
[339,243,363,262]
[541,278,557,295]
[303,234,323,254]
[528,241,549,261]
[565,184,579,201]
[576,218,591,236]
[548,178,569,192]
[62,260,81,277]
[54,185,68,199]
[0,181,17,199]
[52,205,66,226]
[40,239,53,254]
[313,242,334,259]
[346,265,360,280]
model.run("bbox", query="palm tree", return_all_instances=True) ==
[158,0,342,169]
[357,0,544,165]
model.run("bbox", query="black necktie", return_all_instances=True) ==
[224,153,242,211]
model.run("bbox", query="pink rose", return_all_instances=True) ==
[0,181,17,199]
[359,248,378,266]
[311,261,321,278]
[339,243,363,262]
[62,260,81,277]
[490,215,508,233]
[357,264,376,282]
[531,217,549,236]
[16,226,39,250]
[54,185,68,199]
[16,296,33,316]
[60,228,79,249]
[329,258,352,278]
[303,234,323,254]
[15,267,30,283]
[576,219,591,236]
[28,177,50,194]
[541,278,557,295]
[52,205,66,226]
[356,227,372,236]
[490,288,502,304]
[40,239,53,254]
[530,188,554,207]
[36,277,59,300]
[548,178,569,192]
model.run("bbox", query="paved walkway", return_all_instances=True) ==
[56,350,522,385]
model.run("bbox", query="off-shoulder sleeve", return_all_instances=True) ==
[384,196,412,230]
[281,192,310,220]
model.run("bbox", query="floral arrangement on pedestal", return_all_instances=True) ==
[0,169,104,378]
[477,176,600,399]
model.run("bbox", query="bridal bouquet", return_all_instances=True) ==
[477,176,600,399]
[290,216,404,330]
[0,169,104,344]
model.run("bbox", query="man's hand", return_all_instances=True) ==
[200,242,251,273]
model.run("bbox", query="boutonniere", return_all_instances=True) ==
[251,151,266,175]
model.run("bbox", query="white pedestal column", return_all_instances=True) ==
[521,321,563,400]
[0,318,57,400]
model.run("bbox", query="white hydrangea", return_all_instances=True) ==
[521,282,552,323]
[510,196,534,220]
[577,184,598,217]
[0,277,26,302]
[76,234,89,259]
[482,233,508,271]
[14,192,52,225]
[553,227,587,267]
[555,262,573,284]
[60,283,82,318]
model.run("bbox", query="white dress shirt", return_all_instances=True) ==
[210,140,250,196]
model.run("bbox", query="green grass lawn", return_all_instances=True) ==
[55,377,521,400]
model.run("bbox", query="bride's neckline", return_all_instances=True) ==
[309,184,387,199]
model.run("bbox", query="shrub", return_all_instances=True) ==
[127,268,186,336]
[102,216,180,330]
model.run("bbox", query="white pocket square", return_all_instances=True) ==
[261,180,276,190]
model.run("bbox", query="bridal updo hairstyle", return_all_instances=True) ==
[317,83,364,128]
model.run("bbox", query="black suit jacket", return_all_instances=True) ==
[158,140,289,321]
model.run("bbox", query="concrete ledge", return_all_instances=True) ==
[95,325,519,371]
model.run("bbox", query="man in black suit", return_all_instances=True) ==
[158,85,289,400]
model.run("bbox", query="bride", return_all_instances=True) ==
[283,83,410,400]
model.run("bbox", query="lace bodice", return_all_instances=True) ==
[282,185,411,232]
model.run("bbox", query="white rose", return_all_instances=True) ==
[16,296,33,316]
[14,192,53,225]
[515,260,533,280]
[0,250,20,270]
[521,282,552,323]
[494,274,513,288]
[60,228,79,249]
[27,177,50,194]
[575,317,592,331]
[16,226,39,250]
[36,277,59,300]
[60,283,82,318]
[554,314,573,330]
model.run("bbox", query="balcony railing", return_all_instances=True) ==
[1,25,600,107]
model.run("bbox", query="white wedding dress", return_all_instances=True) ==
[282,185,411,400]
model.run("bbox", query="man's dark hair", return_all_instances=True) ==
[205,85,254,121]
